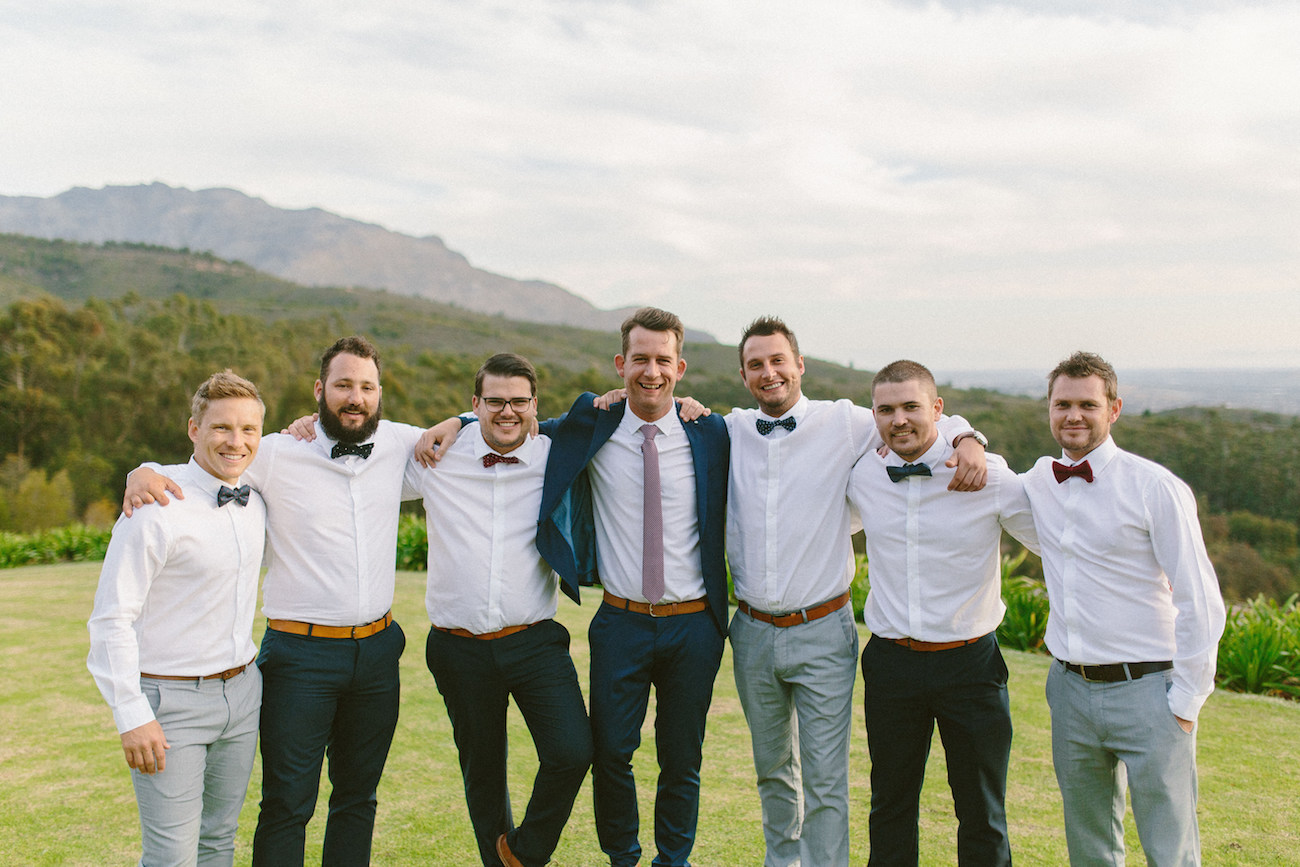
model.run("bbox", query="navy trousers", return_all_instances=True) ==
[588,603,725,867]
[426,620,593,867]
[252,621,405,867]
[861,633,1013,867]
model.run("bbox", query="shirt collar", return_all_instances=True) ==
[758,393,808,423]
[620,405,682,438]
[1060,435,1118,475]
[470,424,541,466]
[884,434,950,469]
[186,457,240,498]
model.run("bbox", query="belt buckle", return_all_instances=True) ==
[1078,664,1106,682]
[649,602,664,618]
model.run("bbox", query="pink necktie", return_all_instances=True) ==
[640,424,665,604]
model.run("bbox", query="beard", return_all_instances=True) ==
[318,394,382,444]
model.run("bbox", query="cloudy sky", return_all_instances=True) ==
[2,0,1297,371]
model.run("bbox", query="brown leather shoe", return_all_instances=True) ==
[496,833,525,867]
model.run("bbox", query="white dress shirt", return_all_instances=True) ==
[1024,436,1226,720]
[406,426,559,633]
[88,459,266,733]
[726,396,973,612]
[588,407,706,603]
[168,419,422,625]
[850,440,1038,642]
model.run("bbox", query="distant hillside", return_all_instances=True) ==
[4,233,1300,603]
[0,183,652,333]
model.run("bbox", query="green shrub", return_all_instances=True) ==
[1216,594,1300,699]
[997,550,1051,652]
[396,513,428,572]
[850,553,869,622]
[0,523,111,568]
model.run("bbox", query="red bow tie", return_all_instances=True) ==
[1052,460,1093,483]
[482,453,521,468]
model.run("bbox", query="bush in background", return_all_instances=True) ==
[997,550,1051,653]
[396,513,428,573]
[0,524,111,569]
[1216,594,1300,700]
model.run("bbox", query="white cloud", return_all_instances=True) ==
[1,0,1297,372]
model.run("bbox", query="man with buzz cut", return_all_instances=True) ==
[89,370,266,867]
[1024,351,1225,866]
[848,359,1038,867]
[409,353,592,867]
[123,336,429,867]
[725,317,988,867]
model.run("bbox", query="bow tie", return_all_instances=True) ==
[756,416,796,436]
[887,463,932,483]
[331,442,374,460]
[482,453,521,468]
[217,485,251,507]
[1052,460,1093,483]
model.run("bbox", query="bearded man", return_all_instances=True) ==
[124,336,426,867]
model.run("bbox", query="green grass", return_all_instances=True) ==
[4,563,1299,865]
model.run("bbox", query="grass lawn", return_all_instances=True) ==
[3,562,1299,865]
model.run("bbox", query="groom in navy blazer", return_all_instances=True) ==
[537,307,729,867]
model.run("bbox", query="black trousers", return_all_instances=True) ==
[861,633,1013,867]
[426,620,593,867]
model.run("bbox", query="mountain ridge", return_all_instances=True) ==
[0,182,662,334]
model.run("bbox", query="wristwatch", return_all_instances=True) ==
[954,429,988,448]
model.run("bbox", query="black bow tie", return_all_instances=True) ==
[887,463,932,483]
[331,442,374,460]
[217,485,251,507]
[756,416,796,436]
[1052,460,1093,483]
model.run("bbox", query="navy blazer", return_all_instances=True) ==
[537,393,730,637]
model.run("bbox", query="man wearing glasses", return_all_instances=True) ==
[408,353,592,867]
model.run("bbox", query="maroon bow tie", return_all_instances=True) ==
[482,453,521,468]
[1052,460,1093,483]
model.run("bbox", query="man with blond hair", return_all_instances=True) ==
[90,370,266,866]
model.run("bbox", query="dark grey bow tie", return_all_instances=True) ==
[217,485,251,507]
[887,463,932,483]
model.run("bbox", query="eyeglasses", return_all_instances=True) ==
[480,397,535,411]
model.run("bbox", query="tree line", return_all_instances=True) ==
[2,286,1297,605]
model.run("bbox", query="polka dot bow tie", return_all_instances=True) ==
[756,417,796,435]
[217,485,251,507]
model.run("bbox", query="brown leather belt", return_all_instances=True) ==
[738,590,851,628]
[433,622,535,641]
[267,610,393,639]
[1060,659,1173,683]
[603,590,708,617]
[880,633,987,652]
[141,658,255,682]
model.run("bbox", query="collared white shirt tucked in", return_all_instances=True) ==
[406,426,559,633]
[588,407,705,603]
[726,396,973,613]
[1024,436,1226,721]
[850,440,1038,643]
[241,419,421,625]
[88,459,266,733]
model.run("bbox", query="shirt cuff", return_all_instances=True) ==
[1167,683,1210,722]
[113,695,157,734]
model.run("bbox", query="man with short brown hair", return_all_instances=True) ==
[1026,351,1225,865]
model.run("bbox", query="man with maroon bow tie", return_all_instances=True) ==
[1023,351,1225,866]
[407,353,592,867]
